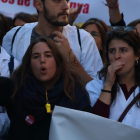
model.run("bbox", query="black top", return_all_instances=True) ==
[0,76,91,140]
[110,13,126,26]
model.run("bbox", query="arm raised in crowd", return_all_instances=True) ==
[106,0,126,26]
[68,4,83,26]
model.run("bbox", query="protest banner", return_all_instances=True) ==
[49,106,140,140]
[0,0,140,25]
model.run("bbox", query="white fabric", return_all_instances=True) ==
[0,47,20,137]
[2,23,103,78]
[0,47,20,77]
[86,76,140,129]
[49,106,140,140]
[0,110,10,137]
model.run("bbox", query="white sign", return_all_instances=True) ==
[0,0,36,18]
[0,0,140,25]
[49,106,140,140]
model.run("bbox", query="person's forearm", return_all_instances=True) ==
[106,0,122,24]
[68,50,93,86]
[109,7,122,24]
[73,61,93,86]
[98,83,112,105]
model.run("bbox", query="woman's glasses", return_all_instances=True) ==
[90,31,101,39]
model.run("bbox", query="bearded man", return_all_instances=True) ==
[2,0,103,85]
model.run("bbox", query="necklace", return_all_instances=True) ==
[45,90,51,113]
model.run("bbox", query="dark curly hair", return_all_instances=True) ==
[98,30,140,106]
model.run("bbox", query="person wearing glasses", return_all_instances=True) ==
[68,0,124,64]
[86,28,140,129]
[81,18,109,64]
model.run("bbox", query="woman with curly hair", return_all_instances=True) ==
[86,28,140,129]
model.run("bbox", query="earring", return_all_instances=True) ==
[135,60,138,65]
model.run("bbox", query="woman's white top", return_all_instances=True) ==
[86,76,140,129]
[0,47,19,77]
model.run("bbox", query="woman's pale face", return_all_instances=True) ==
[108,39,139,76]
[31,42,56,83]
[84,24,102,51]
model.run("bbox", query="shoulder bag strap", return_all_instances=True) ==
[11,26,22,52]
[118,92,140,122]
[76,28,81,50]
[8,55,14,76]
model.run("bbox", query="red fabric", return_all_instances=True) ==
[92,99,110,118]
[119,84,138,100]
[108,3,119,9]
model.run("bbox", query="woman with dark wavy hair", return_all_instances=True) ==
[0,37,91,140]
[86,28,140,129]
[81,18,110,64]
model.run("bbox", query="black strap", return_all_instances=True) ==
[118,92,140,122]
[8,55,14,76]
[10,26,22,76]
[77,28,81,50]
[11,26,22,52]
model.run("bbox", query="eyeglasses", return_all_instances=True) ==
[107,26,139,37]
[109,26,138,33]
[90,31,101,39]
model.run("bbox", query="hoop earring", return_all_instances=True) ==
[135,60,138,65]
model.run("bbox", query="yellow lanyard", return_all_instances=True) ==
[45,91,51,113]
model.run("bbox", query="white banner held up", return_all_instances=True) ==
[49,106,140,140]
[0,0,140,25]
[0,0,36,18]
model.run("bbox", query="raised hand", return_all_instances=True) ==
[105,59,125,88]
[68,4,83,25]
[106,0,118,6]
[52,31,71,60]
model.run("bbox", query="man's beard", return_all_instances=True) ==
[43,5,68,26]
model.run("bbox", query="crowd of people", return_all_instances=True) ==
[0,0,140,139]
